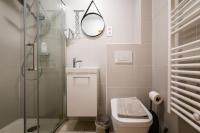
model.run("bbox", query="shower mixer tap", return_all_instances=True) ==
[73,58,82,68]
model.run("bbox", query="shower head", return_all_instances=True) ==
[18,0,31,10]
[17,0,37,20]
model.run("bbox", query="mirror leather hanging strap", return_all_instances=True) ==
[83,0,103,18]
[81,0,105,37]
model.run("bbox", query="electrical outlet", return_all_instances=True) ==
[106,26,112,37]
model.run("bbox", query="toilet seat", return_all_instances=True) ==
[117,97,148,118]
[111,97,153,127]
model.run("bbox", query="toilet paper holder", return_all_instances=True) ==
[149,91,163,110]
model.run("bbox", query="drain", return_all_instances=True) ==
[27,125,40,132]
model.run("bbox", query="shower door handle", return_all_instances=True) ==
[27,43,37,71]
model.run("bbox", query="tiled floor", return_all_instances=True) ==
[0,118,59,133]
[56,120,96,133]
[1,119,113,133]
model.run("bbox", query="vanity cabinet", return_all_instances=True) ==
[66,68,99,117]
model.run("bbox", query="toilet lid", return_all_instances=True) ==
[117,97,148,118]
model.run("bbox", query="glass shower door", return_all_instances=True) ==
[24,0,39,132]
[24,0,65,132]
[0,0,64,132]
[37,0,65,132]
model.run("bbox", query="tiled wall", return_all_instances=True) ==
[38,5,66,118]
[106,0,152,114]
[0,0,22,128]
[152,1,179,132]
[106,43,152,114]
[66,0,152,115]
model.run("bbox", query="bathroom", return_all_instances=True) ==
[0,0,200,133]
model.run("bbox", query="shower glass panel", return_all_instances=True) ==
[0,0,65,132]
[37,0,65,132]
[24,0,39,132]
[0,0,24,132]
[25,0,65,132]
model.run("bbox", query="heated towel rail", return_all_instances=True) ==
[168,0,200,132]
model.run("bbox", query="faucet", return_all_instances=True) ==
[73,58,82,68]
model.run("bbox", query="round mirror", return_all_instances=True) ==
[81,13,105,37]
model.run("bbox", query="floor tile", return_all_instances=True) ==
[56,120,96,133]
[0,118,59,133]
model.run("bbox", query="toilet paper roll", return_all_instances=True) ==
[149,91,163,105]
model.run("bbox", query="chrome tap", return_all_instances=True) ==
[73,58,82,68]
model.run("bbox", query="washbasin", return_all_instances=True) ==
[66,67,99,74]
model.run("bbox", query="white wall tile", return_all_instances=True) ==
[152,0,180,133]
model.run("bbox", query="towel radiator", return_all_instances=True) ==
[168,0,200,131]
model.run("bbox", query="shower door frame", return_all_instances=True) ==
[23,0,40,132]
[23,0,66,132]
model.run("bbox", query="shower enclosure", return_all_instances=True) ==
[0,0,65,132]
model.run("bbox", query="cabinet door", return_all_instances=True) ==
[67,74,97,117]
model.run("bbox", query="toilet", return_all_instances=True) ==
[111,97,153,133]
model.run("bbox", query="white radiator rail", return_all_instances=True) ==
[171,1,200,25]
[171,75,200,83]
[171,0,192,19]
[171,0,189,15]
[171,81,200,92]
[171,97,200,115]
[171,39,200,51]
[171,63,200,68]
[171,15,200,35]
[171,70,200,76]
[171,6,200,29]
[171,47,200,56]
[169,0,200,131]
[171,86,200,100]
[171,103,200,124]
[171,92,200,108]
[171,55,200,62]
[171,108,200,132]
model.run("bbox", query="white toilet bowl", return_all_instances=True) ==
[111,97,153,133]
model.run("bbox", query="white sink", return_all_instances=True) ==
[66,67,99,74]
